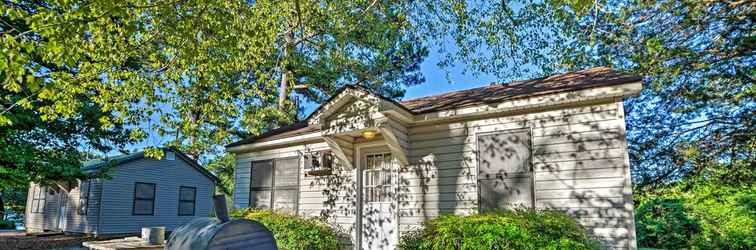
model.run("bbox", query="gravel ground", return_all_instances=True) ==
[0,232,94,250]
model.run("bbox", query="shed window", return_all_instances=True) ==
[249,157,299,213]
[477,129,534,211]
[132,182,156,215]
[78,181,91,215]
[178,186,196,216]
[31,185,47,213]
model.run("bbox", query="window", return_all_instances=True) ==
[132,182,156,215]
[178,186,196,216]
[249,157,299,213]
[78,181,91,215]
[31,185,47,213]
[304,150,333,170]
[477,129,534,211]
[364,153,394,203]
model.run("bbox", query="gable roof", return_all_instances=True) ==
[401,67,641,113]
[82,149,220,184]
[227,67,641,147]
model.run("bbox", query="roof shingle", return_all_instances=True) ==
[227,67,640,147]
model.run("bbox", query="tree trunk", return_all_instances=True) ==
[278,28,295,107]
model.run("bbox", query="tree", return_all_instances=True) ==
[206,153,235,196]
[409,0,754,187]
[2,0,427,163]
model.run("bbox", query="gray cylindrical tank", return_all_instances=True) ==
[166,194,277,250]
[166,217,277,250]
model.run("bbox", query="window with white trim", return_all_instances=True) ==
[249,157,299,213]
[31,185,47,213]
[477,129,534,211]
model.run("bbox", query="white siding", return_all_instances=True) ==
[231,100,637,249]
[61,179,103,234]
[97,157,215,235]
[402,101,636,249]
[233,142,358,246]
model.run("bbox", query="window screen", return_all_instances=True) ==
[32,185,47,213]
[273,158,299,212]
[133,182,156,215]
[249,157,299,213]
[178,186,196,216]
[78,181,91,215]
[250,160,273,209]
[477,129,534,211]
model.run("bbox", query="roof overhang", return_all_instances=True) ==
[226,81,642,153]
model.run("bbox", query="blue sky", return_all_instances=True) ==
[121,49,501,156]
[301,49,500,115]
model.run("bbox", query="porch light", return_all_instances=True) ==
[362,130,377,140]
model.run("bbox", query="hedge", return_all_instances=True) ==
[398,209,600,250]
[635,183,755,249]
[231,209,340,250]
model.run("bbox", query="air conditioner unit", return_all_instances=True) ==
[304,151,334,176]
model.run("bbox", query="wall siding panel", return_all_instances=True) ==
[97,158,215,235]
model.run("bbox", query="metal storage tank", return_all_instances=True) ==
[166,195,277,250]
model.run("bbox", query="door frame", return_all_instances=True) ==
[355,141,400,250]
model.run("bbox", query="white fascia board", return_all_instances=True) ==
[226,132,323,153]
[412,82,642,125]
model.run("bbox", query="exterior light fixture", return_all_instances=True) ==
[362,131,376,140]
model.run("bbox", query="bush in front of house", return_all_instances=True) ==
[398,209,600,250]
[231,208,340,250]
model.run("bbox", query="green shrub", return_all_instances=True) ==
[0,219,14,229]
[231,208,340,250]
[635,198,701,249]
[636,183,756,249]
[398,209,599,250]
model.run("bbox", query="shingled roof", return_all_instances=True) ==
[227,67,640,147]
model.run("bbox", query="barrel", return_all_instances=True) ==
[166,217,277,250]
[165,195,277,250]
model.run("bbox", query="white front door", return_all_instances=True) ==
[361,149,397,250]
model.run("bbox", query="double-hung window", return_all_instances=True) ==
[78,181,91,215]
[132,182,156,215]
[249,157,299,213]
[477,129,534,211]
[32,185,47,213]
[178,186,196,216]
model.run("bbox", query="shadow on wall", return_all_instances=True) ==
[307,95,632,248]
[397,102,632,248]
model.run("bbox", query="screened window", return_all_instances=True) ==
[31,185,47,213]
[78,181,91,215]
[132,182,156,215]
[249,157,299,213]
[178,186,196,216]
[477,129,534,211]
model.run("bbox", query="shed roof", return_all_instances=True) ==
[227,67,640,147]
[82,149,220,184]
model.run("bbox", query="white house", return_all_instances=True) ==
[226,67,641,249]
[25,149,218,236]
